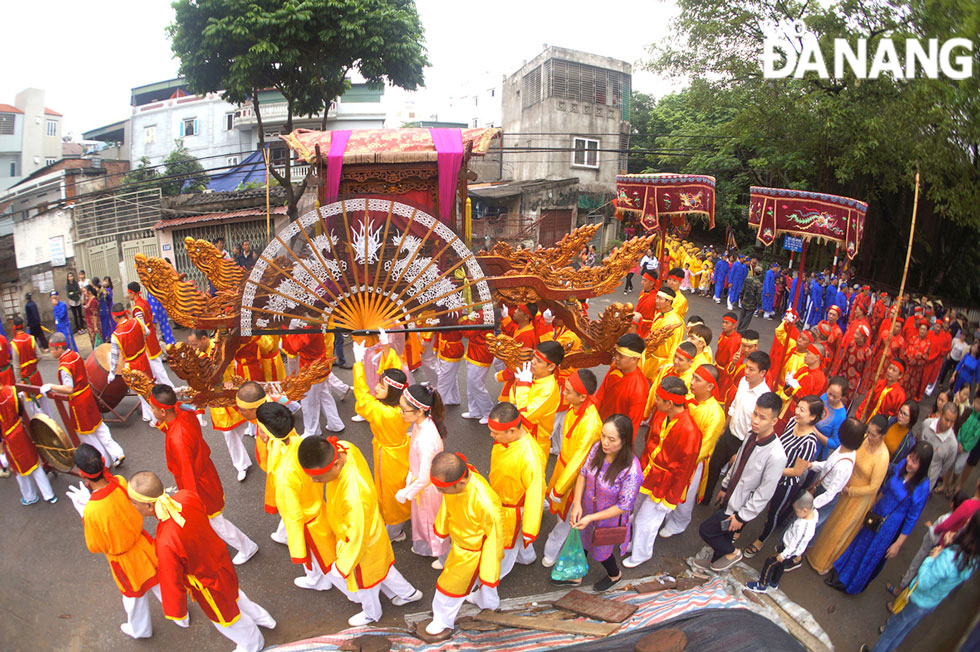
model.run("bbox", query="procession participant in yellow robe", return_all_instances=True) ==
[665,268,689,320]
[689,256,704,292]
[425,452,504,638]
[188,330,252,482]
[643,341,698,419]
[259,335,286,382]
[772,322,811,403]
[660,364,726,537]
[257,402,350,594]
[641,287,684,381]
[511,341,563,463]
[486,402,546,581]
[351,338,412,538]
[68,444,160,640]
[687,322,715,366]
[549,316,583,455]
[298,436,422,627]
[542,369,602,565]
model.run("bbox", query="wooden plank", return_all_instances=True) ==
[554,589,638,623]
[473,610,621,637]
[632,579,676,593]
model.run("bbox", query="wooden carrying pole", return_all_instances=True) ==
[860,166,919,420]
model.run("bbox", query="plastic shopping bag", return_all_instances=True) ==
[551,528,588,582]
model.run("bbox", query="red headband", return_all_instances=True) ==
[890,359,906,374]
[488,415,521,432]
[302,437,340,476]
[534,349,553,366]
[857,324,870,338]
[430,453,468,487]
[807,344,822,357]
[656,385,688,405]
[569,370,593,397]
[404,390,429,411]
[382,373,405,390]
[827,305,842,315]
[77,453,112,482]
[675,347,695,361]
[148,393,178,411]
[111,309,128,317]
[515,304,532,317]
[722,315,737,324]
[693,365,720,400]
[642,269,657,281]
[817,322,831,337]
[13,323,23,330]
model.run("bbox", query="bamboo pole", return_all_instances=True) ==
[859,165,919,421]
[262,145,271,240]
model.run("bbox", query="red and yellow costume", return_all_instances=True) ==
[511,373,560,461]
[858,378,907,421]
[233,337,265,381]
[596,364,649,435]
[714,326,741,399]
[323,442,397,591]
[161,409,225,518]
[58,349,104,434]
[275,432,335,570]
[462,323,493,368]
[111,317,153,377]
[633,290,658,338]
[489,434,545,549]
[689,394,726,501]
[641,309,684,380]
[434,468,505,597]
[84,475,158,597]
[0,335,14,385]
[924,328,951,391]
[11,330,41,385]
[130,294,163,360]
[639,409,702,509]
[767,319,804,393]
[281,328,330,371]
[672,289,689,321]
[205,339,246,435]
[901,332,931,401]
[352,349,411,526]
[546,401,602,518]
[260,335,285,381]
[495,316,538,401]
[835,338,873,397]
[0,386,39,475]
[437,331,464,364]
[722,349,747,409]
[154,490,240,624]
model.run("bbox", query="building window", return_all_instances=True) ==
[46,120,57,137]
[546,59,627,107]
[180,118,198,137]
[144,126,156,144]
[45,157,57,166]
[226,156,239,167]
[0,113,14,135]
[522,65,542,109]
[8,162,15,176]
[225,113,234,131]
[572,137,599,169]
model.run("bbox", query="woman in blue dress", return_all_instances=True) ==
[49,291,78,352]
[147,293,175,346]
[951,341,979,394]
[827,441,933,594]
[98,277,116,341]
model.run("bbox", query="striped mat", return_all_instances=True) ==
[270,577,739,651]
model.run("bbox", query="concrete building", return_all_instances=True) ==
[0,89,64,192]
[443,70,502,129]
[81,119,131,162]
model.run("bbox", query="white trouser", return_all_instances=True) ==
[285,356,299,376]
[358,566,418,622]
[210,590,274,652]
[300,380,343,435]
[464,362,493,419]
[661,462,704,537]
[386,522,405,539]
[420,347,439,385]
[81,421,125,463]
[436,359,461,405]
[274,518,287,541]
[551,410,567,456]
[121,585,162,638]
[626,495,672,565]
[15,466,55,502]
[209,513,257,556]
[301,562,356,596]
[431,585,497,632]
[544,514,572,561]
[499,541,537,580]
[326,372,349,400]
[148,356,174,387]
[138,396,154,423]
[23,394,54,419]
[222,422,252,473]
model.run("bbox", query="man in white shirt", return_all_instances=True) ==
[921,403,959,491]
[701,350,772,503]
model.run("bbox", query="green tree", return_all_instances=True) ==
[123,157,161,191]
[169,0,429,217]
[160,140,208,196]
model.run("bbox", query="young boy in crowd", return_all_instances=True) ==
[746,493,818,593]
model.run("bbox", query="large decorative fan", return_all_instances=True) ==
[241,198,495,336]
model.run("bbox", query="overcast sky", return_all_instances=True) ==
[0,0,683,138]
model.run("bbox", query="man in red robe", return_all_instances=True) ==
[833,323,872,399]
[495,303,540,400]
[149,384,258,565]
[924,320,951,395]
[723,329,759,409]
[623,376,702,569]
[631,270,659,337]
[128,471,275,651]
[9,316,53,417]
[0,384,56,504]
[126,282,172,386]
[108,304,155,423]
[714,312,741,400]
[780,342,829,421]
[595,333,650,435]
[0,332,15,386]
[858,360,908,421]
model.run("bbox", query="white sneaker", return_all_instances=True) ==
[271,530,288,545]
[293,576,328,591]
[460,412,479,420]
[351,414,366,422]
[479,416,489,425]
[237,468,248,482]
[659,529,676,539]
[390,530,407,543]
[348,611,376,627]
[622,556,644,569]
[119,623,144,639]
[431,558,444,570]
[425,621,450,636]
[464,591,480,605]
[542,556,556,568]
[232,545,258,565]
[391,589,423,606]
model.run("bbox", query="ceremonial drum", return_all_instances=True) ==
[85,343,128,411]
[29,414,76,473]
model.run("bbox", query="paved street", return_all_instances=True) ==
[0,286,974,651]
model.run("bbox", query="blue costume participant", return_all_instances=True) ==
[24,293,48,350]
[98,282,115,341]
[787,273,807,317]
[146,293,175,346]
[761,263,778,319]
[713,254,730,304]
[725,256,739,309]
[49,291,78,352]
[805,275,824,327]
[726,256,746,310]
[835,286,851,328]
[823,279,838,320]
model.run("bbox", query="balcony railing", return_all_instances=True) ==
[272,164,311,182]
[234,102,336,129]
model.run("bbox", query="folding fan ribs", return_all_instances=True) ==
[240,198,496,336]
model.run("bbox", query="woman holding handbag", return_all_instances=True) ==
[826,441,933,594]
[566,414,643,592]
